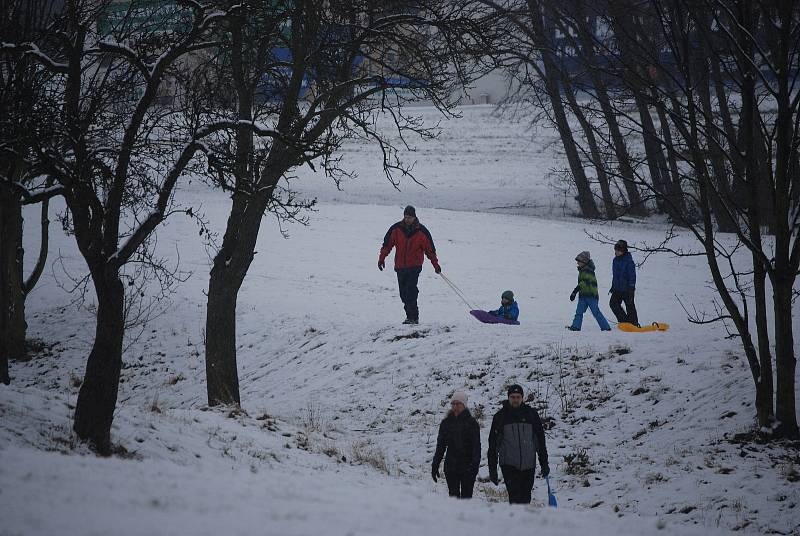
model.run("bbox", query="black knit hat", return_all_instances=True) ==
[507,384,524,397]
[501,290,514,302]
[614,239,628,253]
[404,205,416,217]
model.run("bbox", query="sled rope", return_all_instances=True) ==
[439,273,476,311]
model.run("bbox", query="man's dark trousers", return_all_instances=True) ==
[445,471,475,498]
[397,267,421,321]
[610,290,638,325]
[501,465,536,504]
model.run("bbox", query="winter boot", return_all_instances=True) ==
[403,318,419,325]
[565,325,580,331]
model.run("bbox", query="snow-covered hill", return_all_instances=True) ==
[1,106,798,536]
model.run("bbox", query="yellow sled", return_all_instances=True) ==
[618,322,670,332]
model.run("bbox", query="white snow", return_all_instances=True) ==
[1,105,798,536]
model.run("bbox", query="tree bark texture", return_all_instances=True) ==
[205,196,266,406]
[204,19,259,407]
[0,188,10,384]
[73,274,125,454]
[741,39,774,428]
[0,186,26,367]
[770,0,798,439]
[205,262,243,406]
[772,278,798,438]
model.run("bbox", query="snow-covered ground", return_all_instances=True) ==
[1,105,799,536]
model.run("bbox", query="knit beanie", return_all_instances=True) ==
[507,384,524,397]
[451,390,468,406]
[614,239,628,253]
[403,205,416,217]
[575,251,591,264]
[501,290,514,302]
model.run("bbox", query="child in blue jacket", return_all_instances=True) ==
[610,240,639,326]
[489,290,519,322]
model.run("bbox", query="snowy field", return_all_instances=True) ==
[1,105,799,536]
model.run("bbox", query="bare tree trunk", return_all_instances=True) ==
[205,195,266,406]
[652,89,688,221]
[710,53,748,214]
[608,4,683,220]
[24,196,49,295]
[73,272,125,454]
[546,78,599,218]
[0,184,26,365]
[695,47,738,233]
[773,277,797,438]
[205,18,256,406]
[561,73,617,219]
[739,13,774,428]
[528,0,599,218]
[0,188,10,384]
[596,84,648,216]
[570,6,646,216]
[752,259,774,427]
[206,260,243,406]
[746,118,775,429]
[635,95,675,215]
[771,0,798,438]
[0,192,51,371]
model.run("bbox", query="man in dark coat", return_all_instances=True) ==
[378,205,441,324]
[487,384,549,504]
[432,390,480,498]
[609,239,639,326]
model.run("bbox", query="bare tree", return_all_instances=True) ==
[581,0,799,437]
[8,0,246,452]
[488,0,602,218]
[198,0,498,406]
[0,0,65,383]
[556,0,648,216]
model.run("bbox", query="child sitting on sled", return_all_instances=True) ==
[489,290,519,322]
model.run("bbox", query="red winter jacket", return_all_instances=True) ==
[379,220,440,271]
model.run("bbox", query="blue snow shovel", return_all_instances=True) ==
[545,476,557,508]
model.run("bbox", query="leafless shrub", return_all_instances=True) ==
[301,401,327,433]
[351,439,391,475]
[563,447,593,476]
[148,392,162,414]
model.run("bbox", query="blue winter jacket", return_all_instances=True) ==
[490,301,519,321]
[611,253,636,291]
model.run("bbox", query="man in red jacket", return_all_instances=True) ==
[378,206,441,324]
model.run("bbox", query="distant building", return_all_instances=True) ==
[95,0,512,107]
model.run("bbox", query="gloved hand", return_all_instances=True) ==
[433,262,442,274]
[489,465,499,485]
[431,465,439,482]
[541,463,550,478]
[378,259,385,271]
[570,290,577,302]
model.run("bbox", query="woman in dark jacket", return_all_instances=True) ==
[431,390,481,498]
